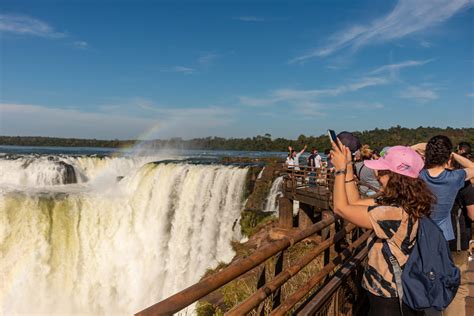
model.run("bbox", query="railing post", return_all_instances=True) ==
[298,202,314,229]
[256,265,267,316]
[278,196,293,229]
[272,251,284,309]
[321,210,331,266]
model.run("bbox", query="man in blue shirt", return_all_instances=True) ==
[419,135,474,241]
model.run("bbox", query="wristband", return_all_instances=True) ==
[334,169,347,176]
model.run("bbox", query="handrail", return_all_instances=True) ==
[297,244,370,315]
[270,230,372,315]
[135,214,337,316]
[283,165,380,197]
[226,223,356,315]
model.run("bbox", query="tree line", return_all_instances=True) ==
[1,126,473,152]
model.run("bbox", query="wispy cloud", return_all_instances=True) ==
[370,59,434,75]
[170,66,196,75]
[420,40,433,48]
[198,52,219,67]
[294,102,326,117]
[233,16,265,22]
[466,93,474,97]
[0,14,66,38]
[239,76,388,118]
[350,102,385,109]
[99,97,234,138]
[400,85,439,102]
[73,40,89,50]
[290,0,472,63]
[1,100,235,139]
[0,103,154,139]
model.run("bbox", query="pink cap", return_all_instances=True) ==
[364,146,424,178]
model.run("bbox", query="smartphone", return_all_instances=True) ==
[327,129,339,149]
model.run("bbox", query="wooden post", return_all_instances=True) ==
[278,196,293,229]
[321,210,331,266]
[272,251,284,309]
[256,266,267,316]
[298,203,314,229]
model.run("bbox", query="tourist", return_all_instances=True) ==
[285,145,307,170]
[324,149,334,170]
[307,148,322,187]
[444,155,474,316]
[330,141,434,316]
[457,141,471,157]
[419,135,474,242]
[354,145,381,196]
[372,149,381,160]
[413,136,474,315]
[380,146,391,157]
[337,131,362,157]
[307,148,322,169]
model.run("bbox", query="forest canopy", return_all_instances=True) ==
[1,126,473,152]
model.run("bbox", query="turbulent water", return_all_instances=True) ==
[0,154,249,315]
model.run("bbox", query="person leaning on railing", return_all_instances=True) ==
[330,139,435,316]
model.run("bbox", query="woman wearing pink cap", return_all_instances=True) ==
[330,140,435,316]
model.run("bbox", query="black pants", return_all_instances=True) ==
[367,292,423,316]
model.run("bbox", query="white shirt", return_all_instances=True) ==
[286,153,302,169]
[314,154,322,168]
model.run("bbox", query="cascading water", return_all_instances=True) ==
[264,176,284,214]
[0,155,248,315]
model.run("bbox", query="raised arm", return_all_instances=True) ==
[452,152,474,168]
[452,153,474,180]
[331,140,373,229]
[411,142,427,156]
[299,144,307,155]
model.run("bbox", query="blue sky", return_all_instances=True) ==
[0,0,473,140]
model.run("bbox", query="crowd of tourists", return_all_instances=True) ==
[285,132,473,316]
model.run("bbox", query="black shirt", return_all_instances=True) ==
[449,182,474,251]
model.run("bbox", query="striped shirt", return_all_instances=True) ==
[362,205,418,298]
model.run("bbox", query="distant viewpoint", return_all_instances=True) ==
[1,126,473,152]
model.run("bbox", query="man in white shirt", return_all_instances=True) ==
[286,145,307,170]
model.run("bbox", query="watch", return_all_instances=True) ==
[335,169,347,176]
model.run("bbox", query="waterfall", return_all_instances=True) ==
[0,156,248,315]
[264,176,284,214]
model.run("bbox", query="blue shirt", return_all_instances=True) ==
[419,169,466,241]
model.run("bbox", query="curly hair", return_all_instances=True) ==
[424,135,453,169]
[377,171,435,219]
[359,144,373,161]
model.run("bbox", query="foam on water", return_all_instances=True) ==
[0,155,248,315]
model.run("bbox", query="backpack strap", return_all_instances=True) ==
[356,163,364,179]
[382,241,404,316]
[456,207,462,252]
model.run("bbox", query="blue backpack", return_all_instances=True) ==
[383,216,460,312]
